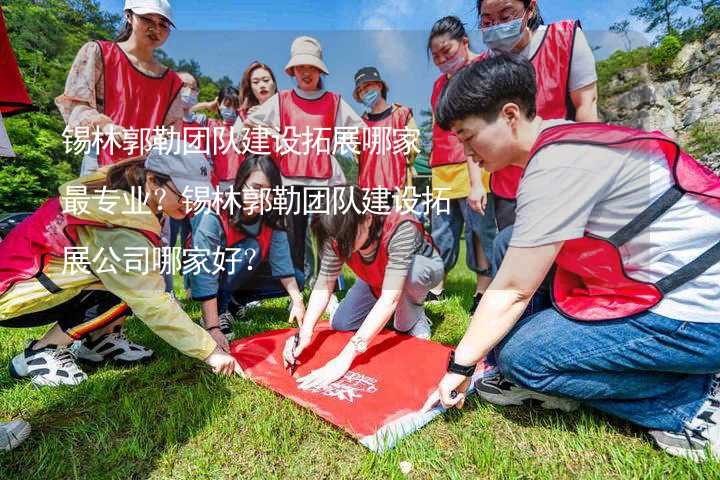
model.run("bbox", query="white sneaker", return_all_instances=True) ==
[71,327,153,364]
[325,294,340,318]
[475,373,579,412]
[407,314,432,340]
[10,341,87,387]
[217,312,235,341]
[0,420,30,451]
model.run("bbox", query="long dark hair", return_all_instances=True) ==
[311,185,384,260]
[115,9,133,42]
[231,154,284,230]
[86,157,172,199]
[239,62,277,111]
[426,16,469,59]
[476,0,544,31]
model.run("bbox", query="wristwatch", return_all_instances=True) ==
[349,335,368,354]
[447,351,476,377]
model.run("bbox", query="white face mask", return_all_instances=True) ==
[180,87,198,108]
[482,11,528,53]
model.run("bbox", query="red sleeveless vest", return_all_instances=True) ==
[208,117,244,186]
[525,123,720,321]
[490,20,580,209]
[96,41,183,166]
[218,209,273,261]
[278,90,339,179]
[430,56,484,168]
[358,106,413,190]
[340,211,434,298]
[0,197,162,297]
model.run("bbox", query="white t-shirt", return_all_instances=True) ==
[517,24,598,92]
[511,120,720,323]
[0,112,15,157]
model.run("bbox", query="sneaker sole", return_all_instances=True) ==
[8,357,25,380]
[76,353,155,366]
[653,439,708,462]
[0,422,31,451]
[479,390,579,412]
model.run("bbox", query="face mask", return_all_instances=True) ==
[361,89,380,110]
[180,88,198,108]
[482,14,527,53]
[438,50,467,76]
[219,106,237,123]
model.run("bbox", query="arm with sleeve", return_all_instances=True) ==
[187,209,225,301]
[267,229,295,278]
[77,226,216,360]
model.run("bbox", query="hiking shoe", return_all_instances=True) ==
[475,373,579,412]
[217,312,235,340]
[426,291,445,304]
[470,293,483,315]
[71,326,153,364]
[407,314,432,340]
[650,374,720,461]
[0,420,30,451]
[10,342,87,387]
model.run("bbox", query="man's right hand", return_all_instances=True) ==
[282,332,312,369]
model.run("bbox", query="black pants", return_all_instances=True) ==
[0,291,129,340]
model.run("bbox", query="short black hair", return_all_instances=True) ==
[436,53,537,130]
[217,86,240,109]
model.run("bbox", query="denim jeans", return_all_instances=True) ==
[496,308,720,432]
[431,196,497,275]
[330,254,444,332]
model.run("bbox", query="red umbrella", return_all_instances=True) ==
[0,7,35,116]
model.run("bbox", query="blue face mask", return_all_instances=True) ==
[482,15,526,53]
[219,106,237,123]
[180,90,198,108]
[438,50,467,76]
[361,89,380,110]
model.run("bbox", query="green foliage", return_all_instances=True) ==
[630,0,684,36]
[686,121,720,158]
[649,34,683,71]
[595,47,653,100]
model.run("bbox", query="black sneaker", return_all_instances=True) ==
[470,293,483,315]
[475,373,579,412]
[650,374,720,461]
[217,312,236,340]
[10,341,87,387]
[426,291,445,303]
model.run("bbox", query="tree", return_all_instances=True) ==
[689,0,720,21]
[630,0,686,36]
[610,20,633,51]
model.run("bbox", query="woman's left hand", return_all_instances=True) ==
[296,350,353,390]
[423,372,471,412]
[288,299,305,326]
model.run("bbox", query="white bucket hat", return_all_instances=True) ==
[124,0,175,27]
[284,36,329,76]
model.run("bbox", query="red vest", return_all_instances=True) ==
[97,40,183,166]
[278,90,340,179]
[490,20,580,208]
[527,123,720,321]
[218,209,273,261]
[358,106,413,190]
[430,56,484,168]
[208,117,244,185]
[0,197,161,297]
[340,211,434,298]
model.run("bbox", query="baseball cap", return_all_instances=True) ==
[353,66,388,102]
[124,0,175,27]
[144,139,212,201]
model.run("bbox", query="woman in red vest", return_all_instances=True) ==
[56,0,183,175]
[240,36,364,313]
[281,185,444,389]
[0,145,242,390]
[426,55,720,461]
[476,0,599,279]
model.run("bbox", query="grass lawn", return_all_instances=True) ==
[1,246,719,479]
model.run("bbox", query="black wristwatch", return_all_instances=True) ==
[447,351,476,377]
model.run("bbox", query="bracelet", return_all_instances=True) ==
[447,351,476,377]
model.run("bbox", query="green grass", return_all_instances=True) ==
[2,248,719,479]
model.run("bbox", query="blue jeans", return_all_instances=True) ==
[431,195,497,275]
[496,308,720,432]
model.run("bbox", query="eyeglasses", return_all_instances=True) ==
[480,8,526,29]
[163,181,184,201]
[134,13,172,33]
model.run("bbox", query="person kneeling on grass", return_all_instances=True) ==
[185,154,305,349]
[283,184,444,389]
[0,145,242,446]
[425,54,720,461]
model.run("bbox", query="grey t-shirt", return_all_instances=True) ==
[511,120,720,323]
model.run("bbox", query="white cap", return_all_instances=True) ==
[124,0,174,27]
[144,139,212,201]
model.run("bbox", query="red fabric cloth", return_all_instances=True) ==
[230,325,451,442]
[0,8,34,116]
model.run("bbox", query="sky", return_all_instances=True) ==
[95,0,664,116]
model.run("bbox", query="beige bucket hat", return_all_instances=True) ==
[284,36,329,76]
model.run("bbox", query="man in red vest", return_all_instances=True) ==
[425,54,720,461]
